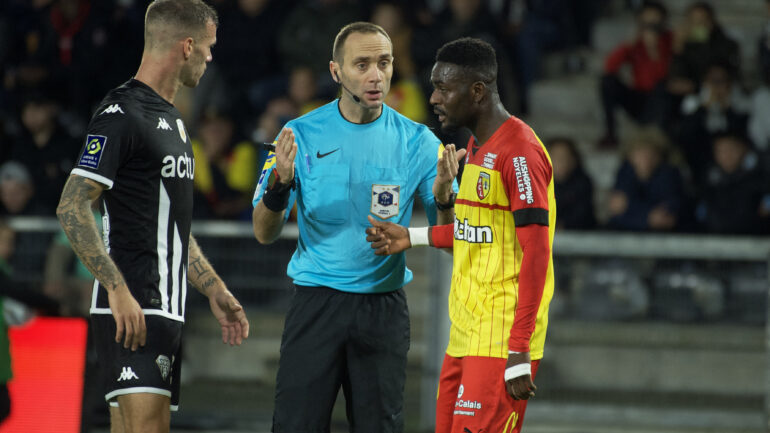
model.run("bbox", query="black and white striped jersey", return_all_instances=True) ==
[72,79,193,323]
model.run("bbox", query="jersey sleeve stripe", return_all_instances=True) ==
[512,208,549,226]
[71,168,114,189]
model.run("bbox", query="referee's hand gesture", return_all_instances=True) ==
[275,128,297,184]
[108,285,146,351]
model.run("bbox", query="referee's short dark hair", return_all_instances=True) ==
[435,37,497,86]
[145,0,218,49]
[333,22,391,64]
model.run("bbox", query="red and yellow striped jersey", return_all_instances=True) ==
[446,116,556,360]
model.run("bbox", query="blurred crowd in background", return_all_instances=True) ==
[1,0,769,235]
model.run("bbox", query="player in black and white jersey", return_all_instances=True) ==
[56,1,249,432]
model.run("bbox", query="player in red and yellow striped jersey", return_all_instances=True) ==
[366,38,555,433]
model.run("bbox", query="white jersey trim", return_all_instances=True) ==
[107,401,178,412]
[71,168,114,189]
[171,224,182,317]
[158,182,171,313]
[106,387,173,403]
[90,307,185,323]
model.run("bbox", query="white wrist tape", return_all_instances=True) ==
[408,227,429,247]
[504,363,531,381]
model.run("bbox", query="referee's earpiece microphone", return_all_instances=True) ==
[335,70,361,103]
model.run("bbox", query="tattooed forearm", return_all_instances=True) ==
[188,235,224,297]
[56,175,126,292]
[188,255,210,280]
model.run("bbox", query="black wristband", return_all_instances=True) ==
[262,180,294,212]
[436,192,456,211]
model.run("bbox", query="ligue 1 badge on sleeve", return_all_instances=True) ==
[371,184,400,219]
[176,119,187,143]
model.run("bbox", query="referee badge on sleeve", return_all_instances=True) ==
[371,184,400,219]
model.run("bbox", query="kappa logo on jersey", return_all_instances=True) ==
[476,172,490,200]
[457,384,464,398]
[117,366,139,382]
[176,119,187,142]
[156,355,172,382]
[157,117,172,131]
[161,152,195,180]
[100,104,124,115]
[371,184,400,219]
[78,135,107,169]
[454,216,493,243]
[513,156,534,204]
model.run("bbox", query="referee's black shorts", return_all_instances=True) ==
[91,314,183,410]
[272,285,410,433]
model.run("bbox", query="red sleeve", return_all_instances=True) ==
[429,224,453,248]
[501,138,552,226]
[604,44,632,74]
[500,135,552,353]
[508,224,550,352]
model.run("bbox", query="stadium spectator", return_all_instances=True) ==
[749,1,770,153]
[548,137,596,230]
[43,208,100,316]
[252,21,456,432]
[695,134,768,234]
[0,161,46,217]
[372,2,429,122]
[412,0,512,112]
[8,91,80,214]
[659,1,740,129]
[676,62,749,185]
[365,37,555,433]
[2,0,59,111]
[55,2,249,432]
[277,0,362,92]
[512,0,600,115]
[214,0,291,117]
[607,128,684,231]
[598,1,672,148]
[192,109,258,220]
[286,66,325,115]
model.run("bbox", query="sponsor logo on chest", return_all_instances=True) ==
[161,152,194,180]
[454,216,493,243]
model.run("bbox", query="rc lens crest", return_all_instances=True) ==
[476,172,490,200]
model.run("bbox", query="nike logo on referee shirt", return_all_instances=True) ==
[317,148,340,158]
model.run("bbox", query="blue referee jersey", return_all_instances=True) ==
[253,100,451,293]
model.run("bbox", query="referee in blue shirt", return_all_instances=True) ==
[252,21,460,433]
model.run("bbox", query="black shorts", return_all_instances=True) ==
[273,285,410,433]
[91,314,183,410]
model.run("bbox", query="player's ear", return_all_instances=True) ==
[471,81,486,103]
[183,37,194,60]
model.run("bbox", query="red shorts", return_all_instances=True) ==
[435,354,541,433]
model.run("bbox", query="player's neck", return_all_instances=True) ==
[134,52,182,104]
[471,104,511,146]
[338,96,382,124]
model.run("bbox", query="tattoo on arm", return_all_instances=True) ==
[56,175,125,292]
[188,235,224,296]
